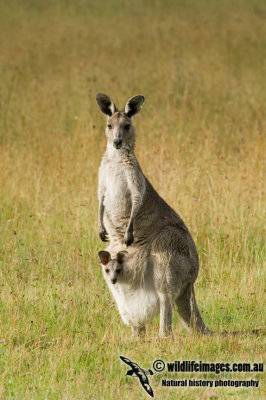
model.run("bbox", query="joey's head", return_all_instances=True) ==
[98,250,128,284]
[95,93,145,150]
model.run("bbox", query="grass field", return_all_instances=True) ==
[0,0,265,399]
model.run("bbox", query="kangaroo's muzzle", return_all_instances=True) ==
[113,139,122,149]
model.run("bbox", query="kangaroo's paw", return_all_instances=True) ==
[125,230,134,246]
[99,228,108,242]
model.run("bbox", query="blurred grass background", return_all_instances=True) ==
[0,0,265,399]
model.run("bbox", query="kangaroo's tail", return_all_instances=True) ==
[175,283,210,334]
[176,284,265,336]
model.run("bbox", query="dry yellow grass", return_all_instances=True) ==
[0,0,265,399]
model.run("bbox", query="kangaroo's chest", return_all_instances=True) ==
[103,163,131,216]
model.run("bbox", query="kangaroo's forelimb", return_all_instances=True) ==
[98,196,108,242]
[124,167,146,246]
[98,170,108,242]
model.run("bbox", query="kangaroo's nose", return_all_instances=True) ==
[113,139,122,149]
[111,278,117,284]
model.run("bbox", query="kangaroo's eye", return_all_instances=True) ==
[117,269,121,274]
[107,124,112,129]
[105,269,110,273]
[124,124,130,130]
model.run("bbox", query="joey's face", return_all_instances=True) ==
[98,250,128,285]
[106,112,134,150]
[103,260,123,285]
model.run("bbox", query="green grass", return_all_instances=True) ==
[0,0,265,398]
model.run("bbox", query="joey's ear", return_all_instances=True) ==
[95,93,118,116]
[124,95,145,118]
[98,251,111,266]
[117,251,128,264]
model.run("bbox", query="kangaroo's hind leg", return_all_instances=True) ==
[157,292,173,337]
[152,254,176,337]
[151,230,183,337]
[176,283,209,334]
[131,325,146,337]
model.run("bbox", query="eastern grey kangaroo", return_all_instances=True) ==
[96,93,209,336]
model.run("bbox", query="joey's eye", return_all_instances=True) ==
[124,124,130,130]
[117,269,121,274]
[107,124,112,129]
[105,269,110,273]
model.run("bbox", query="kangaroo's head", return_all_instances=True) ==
[95,93,145,150]
[98,250,128,284]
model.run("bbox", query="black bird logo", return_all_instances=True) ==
[120,356,154,397]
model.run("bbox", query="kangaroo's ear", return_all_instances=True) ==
[117,251,128,264]
[98,251,111,265]
[96,93,118,116]
[124,95,145,118]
